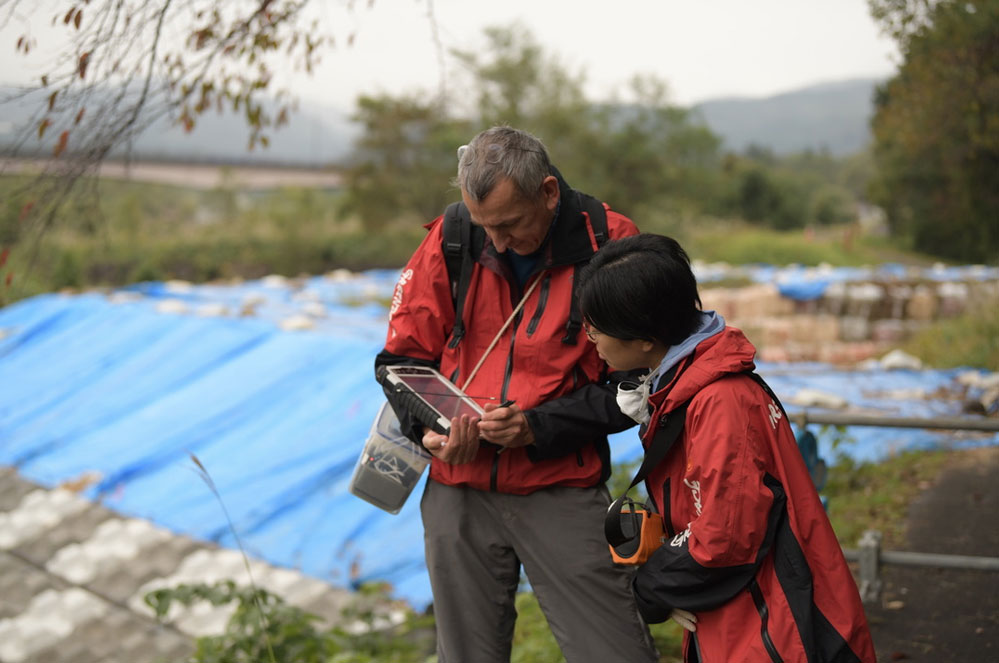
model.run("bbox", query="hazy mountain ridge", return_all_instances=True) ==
[693,77,883,156]
[0,86,356,167]
[1,77,882,165]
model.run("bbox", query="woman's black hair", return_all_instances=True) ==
[577,234,702,348]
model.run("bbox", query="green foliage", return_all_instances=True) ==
[0,176,431,303]
[343,24,725,231]
[511,592,564,663]
[52,248,83,289]
[146,580,435,663]
[607,457,647,503]
[719,149,862,230]
[338,22,879,242]
[341,95,471,231]
[683,223,899,267]
[145,579,683,663]
[899,294,999,370]
[869,0,999,262]
[824,448,950,549]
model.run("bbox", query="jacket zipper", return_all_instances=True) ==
[491,298,526,492]
[689,632,703,663]
[749,579,783,662]
[660,478,675,537]
[525,273,551,336]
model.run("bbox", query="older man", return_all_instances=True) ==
[375,126,657,662]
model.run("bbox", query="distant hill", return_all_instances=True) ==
[2,77,882,166]
[693,77,883,156]
[0,86,356,167]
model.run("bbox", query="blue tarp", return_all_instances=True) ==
[697,262,999,300]
[1,268,996,608]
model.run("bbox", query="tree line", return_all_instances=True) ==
[338,25,866,241]
[339,3,997,264]
[868,0,998,263]
[2,0,996,279]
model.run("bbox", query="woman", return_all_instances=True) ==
[577,234,875,663]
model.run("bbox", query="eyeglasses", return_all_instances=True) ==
[583,323,602,342]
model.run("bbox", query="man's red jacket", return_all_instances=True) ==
[376,181,640,494]
[635,326,876,662]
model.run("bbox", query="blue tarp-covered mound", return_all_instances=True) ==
[694,261,999,301]
[1,269,996,609]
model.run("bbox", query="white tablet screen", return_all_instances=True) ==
[396,372,483,421]
[382,366,486,431]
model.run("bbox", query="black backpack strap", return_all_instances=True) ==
[563,193,609,345]
[745,371,787,418]
[580,192,609,246]
[442,202,475,350]
[604,400,690,548]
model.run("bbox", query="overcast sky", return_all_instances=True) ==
[2,0,899,112]
[293,0,900,110]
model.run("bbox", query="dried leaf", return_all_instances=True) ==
[75,107,85,124]
[78,51,90,79]
[4,273,12,287]
[38,118,52,139]
[41,75,49,86]
[19,201,34,222]
[53,130,69,157]
[64,7,75,25]
[48,90,58,111]
[0,248,9,268]
[74,10,82,30]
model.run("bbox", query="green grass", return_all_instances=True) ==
[1,174,954,307]
[899,297,999,371]
[823,448,952,550]
[681,221,940,268]
[512,591,683,662]
[0,175,428,305]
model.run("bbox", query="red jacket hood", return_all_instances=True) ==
[648,326,757,412]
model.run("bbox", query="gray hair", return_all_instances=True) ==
[454,126,553,203]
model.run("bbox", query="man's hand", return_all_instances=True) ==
[670,608,697,632]
[477,402,535,449]
[422,414,480,464]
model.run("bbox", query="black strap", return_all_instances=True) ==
[605,401,690,547]
[603,370,787,548]
[745,371,787,418]
[562,192,608,345]
[442,193,609,349]
[443,202,474,349]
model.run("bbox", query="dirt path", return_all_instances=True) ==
[865,446,999,662]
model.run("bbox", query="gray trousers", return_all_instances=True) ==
[421,480,658,663]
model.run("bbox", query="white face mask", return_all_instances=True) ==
[616,373,655,424]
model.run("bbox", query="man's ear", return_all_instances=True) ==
[541,175,560,211]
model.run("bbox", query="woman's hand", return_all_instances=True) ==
[670,608,697,632]
[477,402,535,449]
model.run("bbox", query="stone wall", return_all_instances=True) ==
[700,278,999,364]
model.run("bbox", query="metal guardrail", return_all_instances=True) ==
[790,411,999,603]
[792,410,999,432]
[842,530,999,604]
